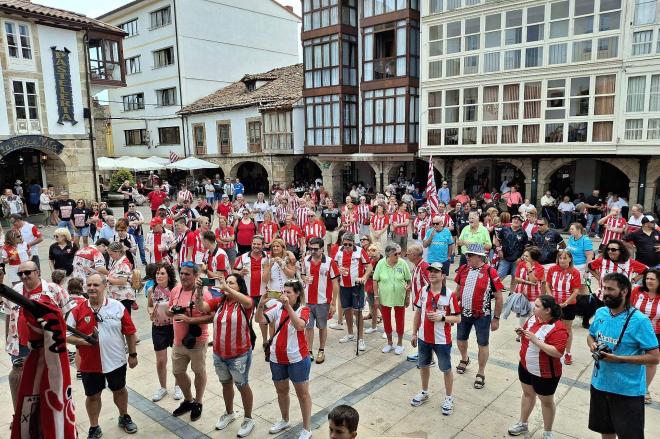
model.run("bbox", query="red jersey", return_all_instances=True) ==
[177,229,198,266]
[392,211,410,236]
[514,261,545,302]
[357,203,371,225]
[334,246,369,287]
[522,220,539,240]
[519,315,568,378]
[296,207,309,227]
[233,252,268,297]
[414,285,461,345]
[280,224,304,247]
[454,264,504,317]
[215,226,235,250]
[414,216,431,240]
[545,265,581,304]
[303,255,340,304]
[632,286,660,334]
[601,216,627,245]
[177,189,193,204]
[259,221,279,245]
[145,230,175,264]
[370,214,389,232]
[303,220,326,240]
[209,298,252,358]
[275,205,289,224]
[589,257,647,300]
[205,246,231,280]
[341,210,359,235]
[264,302,309,364]
[436,213,454,229]
[236,220,257,246]
[412,260,431,303]
[216,202,233,219]
[147,190,168,211]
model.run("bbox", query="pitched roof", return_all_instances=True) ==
[179,64,303,115]
[0,0,124,35]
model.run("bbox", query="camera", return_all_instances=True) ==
[591,342,612,361]
[170,305,186,315]
[182,324,201,349]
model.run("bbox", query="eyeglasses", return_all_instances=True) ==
[17,270,35,277]
[433,222,441,225]
[308,247,321,252]
[606,248,620,252]
[342,243,354,247]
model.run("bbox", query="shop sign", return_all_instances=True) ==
[51,46,78,125]
[0,135,65,156]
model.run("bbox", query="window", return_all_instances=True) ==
[429,25,443,56]
[12,80,39,132]
[264,111,293,150]
[549,43,567,64]
[153,47,174,68]
[526,6,544,42]
[247,121,261,145]
[650,75,660,111]
[305,95,341,146]
[464,55,478,74]
[125,56,141,74]
[363,88,408,144]
[428,129,442,145]
[483,86,498,121]
[158,127,180,145]
[570,77,590,116]
[595,75,616,115]
[599,9,620,32]
[546,79,566,119]
[505,10,522,45]
[122,93,144,111]
[463,88,478,122]
[444,128,458,145]
[568,122,587,142]
[545,123,564,142]
[156,88,176,107]
[647,119,660,139]
[503,84,519,120]
[193,124,206,155]
[632,31,653,56]
[445,89,459,123]
[597,36,618,59]
[119,19,138,37]
[501,125,518,143]
[446,21,461,54]
[304,35,340,88]
[484,52,500,72]
[625,119,644,140]
[485,13,501,48]
[523,125,540,143]
[464,18,480,51]
[429,60,442,78]
[88,38,121,81]
[482,126,497,144]
[634,0,656,26]
[363,21,413,81]
[572,40,592,62]
[574,17,594,35]
[428,91,442,124]
[463,127,477,144]
[626,76,646,112]
[504,49,520,70]
[342,35,358,86]
[524,82,541,119]
[363,0,407,17]
[124,129,147,146]
[302,0,339,31]
[593,121,613,141]
[217,122,231,153]
[150,7,172,29]
[550,1,569,38]
[525,47,543,67]
[429,0,443,14]
[341,0,358,26]
[4,21,32,59]
[446,58,460,76]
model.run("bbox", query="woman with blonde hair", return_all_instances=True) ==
[48,227,77,276]
[263,238,296,293]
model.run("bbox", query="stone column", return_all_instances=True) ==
[628,181,639,208]
[644,181,656,212]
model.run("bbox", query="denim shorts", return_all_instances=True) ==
[417,339,452,372]
[74,226,90,237]
[339,285,365,310]
[270,356,311,383]
[456,314,492,346]
[214,350,252,388]
[497,259,517,279]
[10,344,30,366]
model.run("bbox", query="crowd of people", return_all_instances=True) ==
[0,177,659,439]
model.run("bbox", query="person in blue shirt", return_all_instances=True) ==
[412,188,424,209]
[233,178,244,197]
[422,215,454,275]
[587,272,659,439]
[437,180,451,205]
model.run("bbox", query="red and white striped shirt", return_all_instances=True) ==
[215,226,235,250]
[589,257,648,300]
[145,230,175,264]
[303,255,340,305]
[280,224,304,247]
[265,302,310,364]
[275,205,289,224]
[177,189,193,204]
[392,211,410,236]
[357,203,371,225]
[632,286,660,334]
[414,285,461,345]
[233,252,268,297]
[601,216,627,246]
[412,260,430,304]
[414,216,431,240]
[177,229,198,266]
[522,220,539,240]
[436,213,454,229]
[514,261,545,302]
[545,265,581,304]
[288,195,300,212]
[454,264,504,317]
[370,214,389,232]
[259,221,279,245]
[519,315,568,378]
[204,246,231,281]
[209,298,252,358]
[303,220,326,240]
[296,207,309,227]
[341,210,359,235]
[334,247,369,287]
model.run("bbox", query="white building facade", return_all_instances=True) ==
[98,0,300,158]
[420,0,660,211]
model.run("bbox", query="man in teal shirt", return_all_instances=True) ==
[423,216,454,274]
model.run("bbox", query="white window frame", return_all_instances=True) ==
[11,79,41,134]
[153,47,175,69]
[125,56,141,75]
[4,20,33,61]
[156,87,177,107]
[150,6,172,30]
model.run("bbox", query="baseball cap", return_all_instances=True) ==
[641,214,656,224]
[512,214,524,222]
[428,262,446,271]
[150,217,163,227]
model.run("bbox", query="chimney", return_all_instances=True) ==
[285,5,294,12]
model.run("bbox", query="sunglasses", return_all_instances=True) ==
[606,248,620,252]
[433,222,441,225]
[18,270,35,277]
[308,247,321,252]
[181,261,197,269]
[342,243,354,246]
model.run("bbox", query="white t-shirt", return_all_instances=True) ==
[558,202,575,213]
[204,184,215,198]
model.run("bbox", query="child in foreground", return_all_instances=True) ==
[328,405,359,439]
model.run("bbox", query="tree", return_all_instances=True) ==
[109,169,134,192]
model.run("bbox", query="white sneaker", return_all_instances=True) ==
[382,332,388,339]
[441,396,454,415]
[173,385,183,400]
[364,327,378,334]
[152,387,167,402]
[542,432,554,439]
[298,429,312,439]
[410,391,429,407]
[329,322,344,330]
[269,419,290,434]
[215,412,236,430]
[358,339,366,351]
[394,345,405,355]
[237,418,255,437]
[339,334,355,343]
[382,344,393,353]
[508,421,529,436]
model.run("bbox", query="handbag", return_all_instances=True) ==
[264,316,289,362]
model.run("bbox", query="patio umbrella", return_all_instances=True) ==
[96,156,121,170]
[115,156,165,171]
[146,155,171,166]
[165,156,218,170]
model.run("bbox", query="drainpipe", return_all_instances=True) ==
[172,0,187,157]
[637,157,648,206]
[83,30,100,201]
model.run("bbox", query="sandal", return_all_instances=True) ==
[645,393,652,405]
[377,316,383,324]
[456,359,470,374]
[474,374,486,389]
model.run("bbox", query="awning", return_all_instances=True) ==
[166,157,218,170]
[96,156,121,170]
[115,156,165,171]
[146,156,171,166]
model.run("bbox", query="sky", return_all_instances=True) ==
[35,0,301,19]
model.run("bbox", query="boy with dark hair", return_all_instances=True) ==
[328,405,359,439]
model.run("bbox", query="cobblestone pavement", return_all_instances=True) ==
[0,206,658,438]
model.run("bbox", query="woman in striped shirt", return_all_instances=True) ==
[631,268,660,404]
[258,211,279,252]
[370,204,389,249]
[514,247,545,325]
[215,216,236,264]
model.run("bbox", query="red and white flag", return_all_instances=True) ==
[169,151,180,163]
[426,156,439,215]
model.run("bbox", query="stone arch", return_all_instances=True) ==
[230,160,270,194]
[0,147,68,197]
[453,158,530,197]
[292,157,323,183]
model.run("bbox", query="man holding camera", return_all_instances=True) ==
[167,262,212,421]
[587,272,659,439]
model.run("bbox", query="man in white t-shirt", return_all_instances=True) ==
[10,214,43,268]
[203,179,215,205]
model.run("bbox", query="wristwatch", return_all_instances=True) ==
[441,316,446,322]
[128,352,138,358]
[493,316,501,320]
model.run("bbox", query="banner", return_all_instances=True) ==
[51,46,78,125]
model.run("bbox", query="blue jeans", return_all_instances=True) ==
[586,213,602,235]
[497,259,517,280]
[133,234,146,264]
[57,220,74,235]
[270,357,311,383]
[417,339,452,372]
[206,196,214,204]
[561,212,573,230]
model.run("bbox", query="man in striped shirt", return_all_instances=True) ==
[303,211,326,241]
[598,207,627,247]
[357,196,371,237]
[280,214,305,260]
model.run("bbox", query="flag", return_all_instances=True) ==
[169,151,180,163]
[426,156,439,215]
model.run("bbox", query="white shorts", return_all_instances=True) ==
[574,263,590,282]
